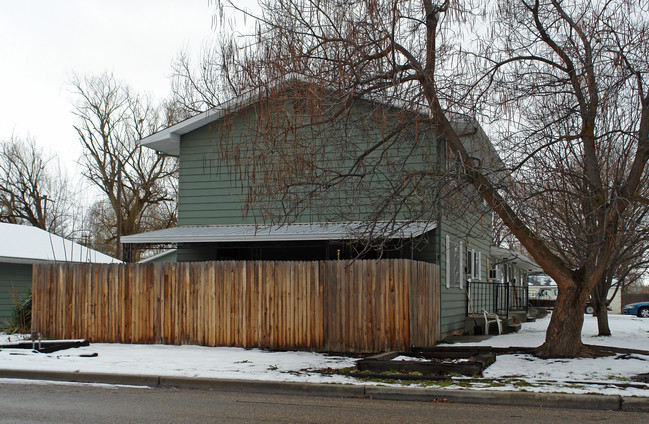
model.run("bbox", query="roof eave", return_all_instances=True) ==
[121,222,437,245]
[140,110,224,156]
[138,85,269,155]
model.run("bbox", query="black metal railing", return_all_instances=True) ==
[466,280,528,319]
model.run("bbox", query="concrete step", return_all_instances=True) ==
[504,322,521,334]
[508,311,528,323]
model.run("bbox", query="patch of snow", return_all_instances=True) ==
[0,333,29,344]
[437,313,649,396]
[448,313,649,350]
[391,355,468,363]
[392,355,429,362]
[0,223,119,263]
[2,314,649,397]
[0,342,357,384]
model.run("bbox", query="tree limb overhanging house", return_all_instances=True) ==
[120,82,540,341]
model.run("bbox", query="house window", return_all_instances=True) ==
[446,236,463,289]
[465,247,482,280]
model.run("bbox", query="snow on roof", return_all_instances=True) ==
[0,223,120,264]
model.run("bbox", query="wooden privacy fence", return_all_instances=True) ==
[621,293,649,307]
[32,259,440,353]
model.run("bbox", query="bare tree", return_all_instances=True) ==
[172,0,649,357]
[590,204,649,335]
[0,136,74,236]
[83,197,177,260]
[71,72,178,260]
[478,0,649,355]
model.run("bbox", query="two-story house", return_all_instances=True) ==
[122,82,501,338]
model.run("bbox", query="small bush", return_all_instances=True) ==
[4,289,31,334]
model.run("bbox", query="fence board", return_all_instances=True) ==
[32,259,440,353]
[621,293,649,308]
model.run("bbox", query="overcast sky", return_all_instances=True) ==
[0,1,225,190]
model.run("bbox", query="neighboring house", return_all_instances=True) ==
[122,83,501,339]
[488,246,542,287]
[0,223,119,326]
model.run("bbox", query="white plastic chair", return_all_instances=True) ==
[481,309,502,335]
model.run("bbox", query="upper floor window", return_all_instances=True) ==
[446,236,463,289]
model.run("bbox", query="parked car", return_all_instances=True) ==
[583,302,611,314]
[622,302,649,318]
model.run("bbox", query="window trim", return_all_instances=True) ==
[459,241,464,289]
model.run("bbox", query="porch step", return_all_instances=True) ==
[504,322,521,334]
[508,311,528,324]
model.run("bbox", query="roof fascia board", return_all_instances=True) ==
[138,82,283,155]
[0,257,101,265]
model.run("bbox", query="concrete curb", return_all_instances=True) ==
[365,386,621,410]
[0,369,160,387]
[1,368,647,412]
[620,396,649,412]
[158,376,365,399]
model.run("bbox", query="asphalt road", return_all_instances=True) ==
[0,379,646,424]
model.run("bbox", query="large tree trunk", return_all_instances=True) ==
[537,284,590,357]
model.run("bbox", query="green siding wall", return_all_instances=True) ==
[178,125,249,225]
[0,263,32,327]
[438,200,493,337]
[177,99,441,227]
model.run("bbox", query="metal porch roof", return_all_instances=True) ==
[121,221,436,245]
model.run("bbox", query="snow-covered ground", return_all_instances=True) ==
[444,314,649,396]
[2,313,649,396]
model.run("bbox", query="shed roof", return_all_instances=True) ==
[0,223,120,264]
[121,221,436,245]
